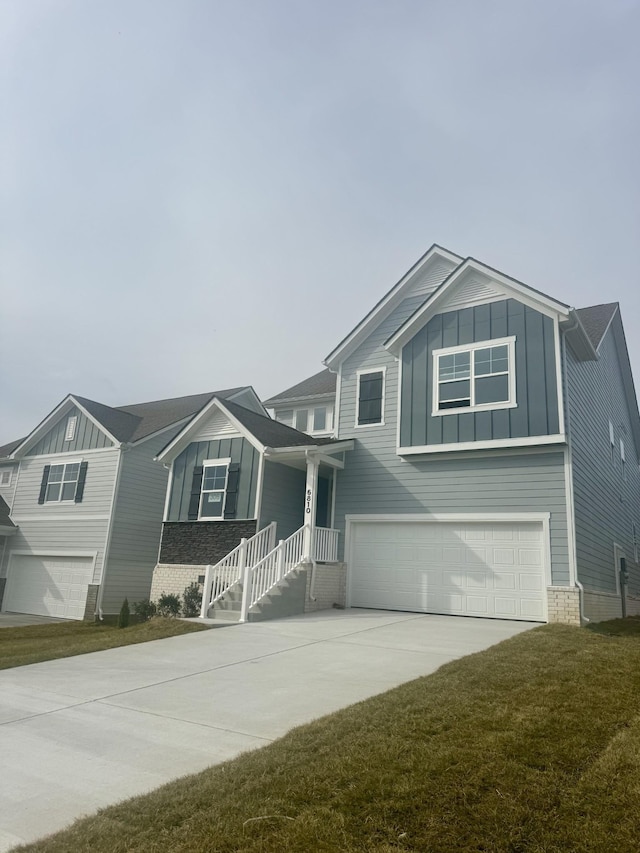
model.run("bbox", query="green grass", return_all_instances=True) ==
[14,618,640,852]
[0,618,210,670]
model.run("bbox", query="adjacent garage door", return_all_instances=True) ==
[349,520,546,622]
[3,555,94,620]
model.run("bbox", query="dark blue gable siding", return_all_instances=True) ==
[400,299,560,446]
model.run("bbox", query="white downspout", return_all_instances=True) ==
[562,323,588,624]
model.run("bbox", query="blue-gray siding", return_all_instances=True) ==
[26,407,113,455]
[101,429,180,613]
[565,317,640,596]
[168,438,259,522]
[336,292,570,585]
[259,461,305,541]
[400,300,560,446]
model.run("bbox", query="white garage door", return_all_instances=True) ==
[349,521,546,622]
[3,555,94,620]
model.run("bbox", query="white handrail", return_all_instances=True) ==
[241,524,307,620]
[200,522,276,618]
[314,527,339,562]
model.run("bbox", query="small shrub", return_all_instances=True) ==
[133,599,157,622]
[118,598,130,629]
[182,582,203,617]
[157,593,181,618]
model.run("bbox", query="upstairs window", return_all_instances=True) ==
[356,369,385,426]
[199,460,230,519]
[38,461,88,503]
[433,337,516,416]
[0,469,11,487]
[65,416,78,442]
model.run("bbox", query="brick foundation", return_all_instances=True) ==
[304,563,346,612]
[159,520,257,565]
[546,586,581,626]
[83,584,99,620]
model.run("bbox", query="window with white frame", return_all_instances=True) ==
[199,459,230,519]
[433,337,516,416]
[356,370,385,426]
[0,469,11,487]
[44,462,81,502]
[620,438,627,481]
[277,406,333,434]
[65,416,78,442]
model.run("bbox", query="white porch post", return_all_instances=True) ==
[303,455,319,562]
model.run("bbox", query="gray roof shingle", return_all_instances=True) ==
[0,438,25,460]
[0,496,15,529]
[222,399,335,448]
[575,303,618,350]
[264,369,336,406]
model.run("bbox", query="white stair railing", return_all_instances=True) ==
[200,522,276,618]
[240,524,307,621]
[314,527,339,562]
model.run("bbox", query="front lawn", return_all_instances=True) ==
[0,618,210,670]
[15,617,640,852]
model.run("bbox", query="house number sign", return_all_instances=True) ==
[305,488,312,514]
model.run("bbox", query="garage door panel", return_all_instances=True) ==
[350,521,546,622]
[4,555,93,620]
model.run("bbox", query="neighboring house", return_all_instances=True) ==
[264,369,337,436]
[0,387,266,619]
[185,244,639,627]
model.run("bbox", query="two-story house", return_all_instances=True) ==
[0,387,265,619]
[179,245,640,626]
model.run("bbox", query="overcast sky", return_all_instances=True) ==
[2,0,639,441]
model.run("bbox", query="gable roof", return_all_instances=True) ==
[0,438,24,461]
[324,244,462,369]
[7,388,256,458]
[263,369,336,407]
[575,303,619,350]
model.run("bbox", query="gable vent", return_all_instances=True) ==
[193,408,242,441]
[444,276,505,311]
[65,416,78,442]
[410,260,458,298]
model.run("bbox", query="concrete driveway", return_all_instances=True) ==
[0,609,533,851]
[0,613,68,628]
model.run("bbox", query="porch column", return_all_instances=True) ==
[303,454,319,562]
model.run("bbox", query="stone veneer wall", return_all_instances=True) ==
[304,563,346,613]
[159,520,257,565]
[150,564,207,602]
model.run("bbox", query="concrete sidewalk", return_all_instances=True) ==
[0,609,533,850]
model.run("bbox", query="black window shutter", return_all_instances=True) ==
[224,463,240,519]
[188,466,204,520]
[38,465,51,504]
[75,461,89,503]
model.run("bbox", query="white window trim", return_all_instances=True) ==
[64,416,78,442]
[0,469,11,487]
[432,336,516,417]
[44,459,83,503]
[355,367,386,428]
[609,420,615,464]
[277,406,334,435]
[197,458,231,522]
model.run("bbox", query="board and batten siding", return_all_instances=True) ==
[565,318,640,600]
[26,407,114,456]
[335,292,570,586]
[168,438,259,522]
[400,300,560,447]
[259,460,305,541]
[100,428,181,613]
[2,448,120,585]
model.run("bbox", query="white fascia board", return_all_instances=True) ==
[561,310,599,361]
[267,393,336,408]
[324,245,463,370]
[10,395,120,458]
[594,305,619,354]
[398,434,566,455]
[264,439,354,457]
[345,512,551,524]
[386,259,572,356]
[155,398,265,464]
